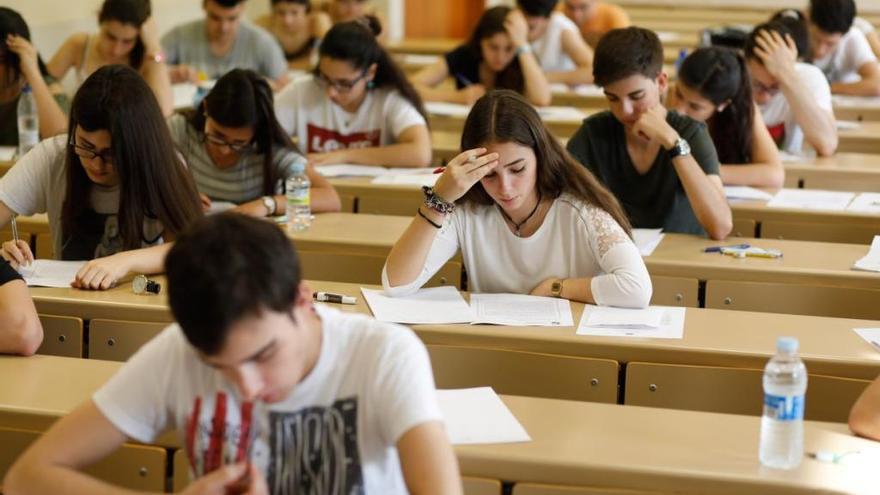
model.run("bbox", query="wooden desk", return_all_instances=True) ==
[838,120,880,154]
[0,159,12,178]
[784,152,880,191]
[31,277,172,324]
[428,108,589,139]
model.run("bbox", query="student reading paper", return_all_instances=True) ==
[383,90,651,308]
[169,68,341,216]
[275,16,431,167]
[0,65,202,290]
[4,213,462,494]
[0,259,42,355]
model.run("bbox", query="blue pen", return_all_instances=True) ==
[703,243,751,253]
[453,72,474,87]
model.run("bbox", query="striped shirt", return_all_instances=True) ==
[168,114,306,203]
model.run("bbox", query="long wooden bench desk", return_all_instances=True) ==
[1,354,878,494]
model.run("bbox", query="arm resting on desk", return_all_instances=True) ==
[849,375,880,440]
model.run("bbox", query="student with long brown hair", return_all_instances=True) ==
[0,65,202,290]
[383,90,651,308]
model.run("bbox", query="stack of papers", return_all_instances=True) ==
[767,189,855,211]
[576,305,686,339]
[20,260,85,288]
[723,186,775,202]
[853,328,880,352]
[846,193,880,214]
[0,146,15,162]
[437,387,531,444]
[853,236,880,272]
[362,287,574,327]
[632,228,665,256]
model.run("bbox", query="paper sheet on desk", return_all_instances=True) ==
[853,328,880,351]
[724,186,774,202]
[767,188,855,211]
[362,286,474,324]
[470,293,573,326]
[437,387,531,445]
[550,83,603,96]
[536,106,587,121]
[833,95,880,108]
[853,236,880,272]
[20,260,85,288]
[317,164,435,178]
[371,173,438,187]
[778,151,816,163]
[632,228,664,256]
[846,193,880,214]
[0,146,15,161]
[402,54,440,65]
[425,101,472,117]
[836,120,861,130]
[577,305,686,339]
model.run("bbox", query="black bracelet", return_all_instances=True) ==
[416,208,442,229]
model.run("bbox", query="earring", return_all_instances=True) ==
[367,80,375,90]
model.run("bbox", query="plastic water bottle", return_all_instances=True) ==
[286,162,311,232]
[759,336,808,469]
[17,85,39,157]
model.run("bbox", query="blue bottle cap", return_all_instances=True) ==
[777,336,799,353]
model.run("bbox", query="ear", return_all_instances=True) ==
[717,99,732,112]
[655,71,669,93]
[295,280,313,310]
[367,63,378,81]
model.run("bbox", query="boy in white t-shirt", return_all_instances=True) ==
[744,21,838,156]
[806,0,880,96]
[4,214,462,494]
[516,0,594,85]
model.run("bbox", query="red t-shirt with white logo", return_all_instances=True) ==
[275,75,427,154]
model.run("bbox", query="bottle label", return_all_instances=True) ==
[763,393,805,421]
[287,188,310,206]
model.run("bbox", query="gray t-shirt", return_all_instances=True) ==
[167,114,306,203]
[0,136,164,259]
[161,20,287,80]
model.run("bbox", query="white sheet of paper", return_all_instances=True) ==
[632,228,665,257]
[581,305,665,328]
[425,101,472,117]
[778,151,814,163]
[361,286,474,324]
[846,193,880,214]
[853,236,880,272]
[836,120,861,130]
[572,84,605,97]
[0,146,15,161]
[402,54,440,65]
[853,328,880,352]
[767,188,855,211]
[20,260,86,288]
[437,387,531,445]
[724,186,774,202]
[469,293,574,326]
[371,173,438,187]
[535,106,587,121]
[172,83,197,109]
[833,95,880,108]
[577,305,686,339]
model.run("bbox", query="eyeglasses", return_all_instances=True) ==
[313,69,368,93]
[68,136,114,164]
[203,132,254,153]
[751,78,781,97]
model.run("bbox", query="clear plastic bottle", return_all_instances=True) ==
[759,336,808,469]
[17,85,39,158]
[286,162,311,232]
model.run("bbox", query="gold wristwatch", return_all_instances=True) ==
[550,279,563,298]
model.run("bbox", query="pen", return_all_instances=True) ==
[870,340,880,352]
[433,167,445,174]
[703,243,751,253]
[10,216,19,245]
[313,291,357,305]
[453,72,474,87]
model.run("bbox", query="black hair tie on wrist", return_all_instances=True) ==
[417,208,442,229]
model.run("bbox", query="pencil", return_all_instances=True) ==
[10,216,18,245]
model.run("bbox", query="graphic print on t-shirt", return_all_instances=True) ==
[766,122,786,149]
[307,123,381,153]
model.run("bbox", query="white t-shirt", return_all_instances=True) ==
[274,75,427,154]
[530,12,578,72]
[853,17,876,36]
[92,305,441,493]
[812,27,878,84]
[382,193,652,308]
[0,136,164,259]
[759,62,833,153]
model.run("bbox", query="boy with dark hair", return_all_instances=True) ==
[806,0,880,96]
[516,0,594,84]
[743,21,838,155]
[162,0,289,88]
[5,214,462,494]
[566,27,731,240]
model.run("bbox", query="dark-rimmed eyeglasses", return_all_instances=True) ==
[68,136,113,163]
[203,132,254,153]
[313,69,368,93]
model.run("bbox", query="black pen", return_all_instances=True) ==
[313,292,356,305]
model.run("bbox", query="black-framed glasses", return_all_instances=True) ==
[313,68,368,93]
[68,135,113,163]
[203,132,254,153]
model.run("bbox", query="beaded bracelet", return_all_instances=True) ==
[421,186,456,214]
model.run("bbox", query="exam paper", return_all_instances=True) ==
[632,228,665,257]
[723,186,774,202]
[0,146,15,161]
[577,305,686,339]
[20,260,86,288]
[318,165,435,178]
[767,189,855,211]
[371,173,438,187]
[846,193,880,214]
[425,101,472,117]
[853,328,880,352]
[469,293,574,326]
[402,54,440,65]
[853,236,880,272]
[833,95,880,108]
[361,286,474,324]
[535,106,587,121]
[836,120,861,130]
[437,387,531,445]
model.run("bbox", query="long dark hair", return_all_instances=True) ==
[0,7,51,87]
[98,0,151,68]
[318,16,428,121]
[464,6,524,93]
[184,68,300,196]
[678,47,753,164]
[460,90,631,234]
[62,65,202,251]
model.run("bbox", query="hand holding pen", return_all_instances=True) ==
[1,216,34,270]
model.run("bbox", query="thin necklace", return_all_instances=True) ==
[498,193,542,237]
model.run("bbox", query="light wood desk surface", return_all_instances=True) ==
[0,159,11,178]
[31,276,172,323]
[784,152,880,191]
[1,354,877,494]
[837,120,880,154]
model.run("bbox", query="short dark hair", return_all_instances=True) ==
[207,0,247,8]
[593,27,663,87]
[166,214,302,355]
[769,9,810,59]
[516,0,559,17]
[744,21,798,62]
[271,0,310,7]
[809,0,856,34]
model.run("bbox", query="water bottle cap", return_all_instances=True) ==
[777,336,799,353]
[21,85,32,94]
[291,160,306,174]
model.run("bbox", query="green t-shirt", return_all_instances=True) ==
[566,110,720,236]
[0,78,71,146]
